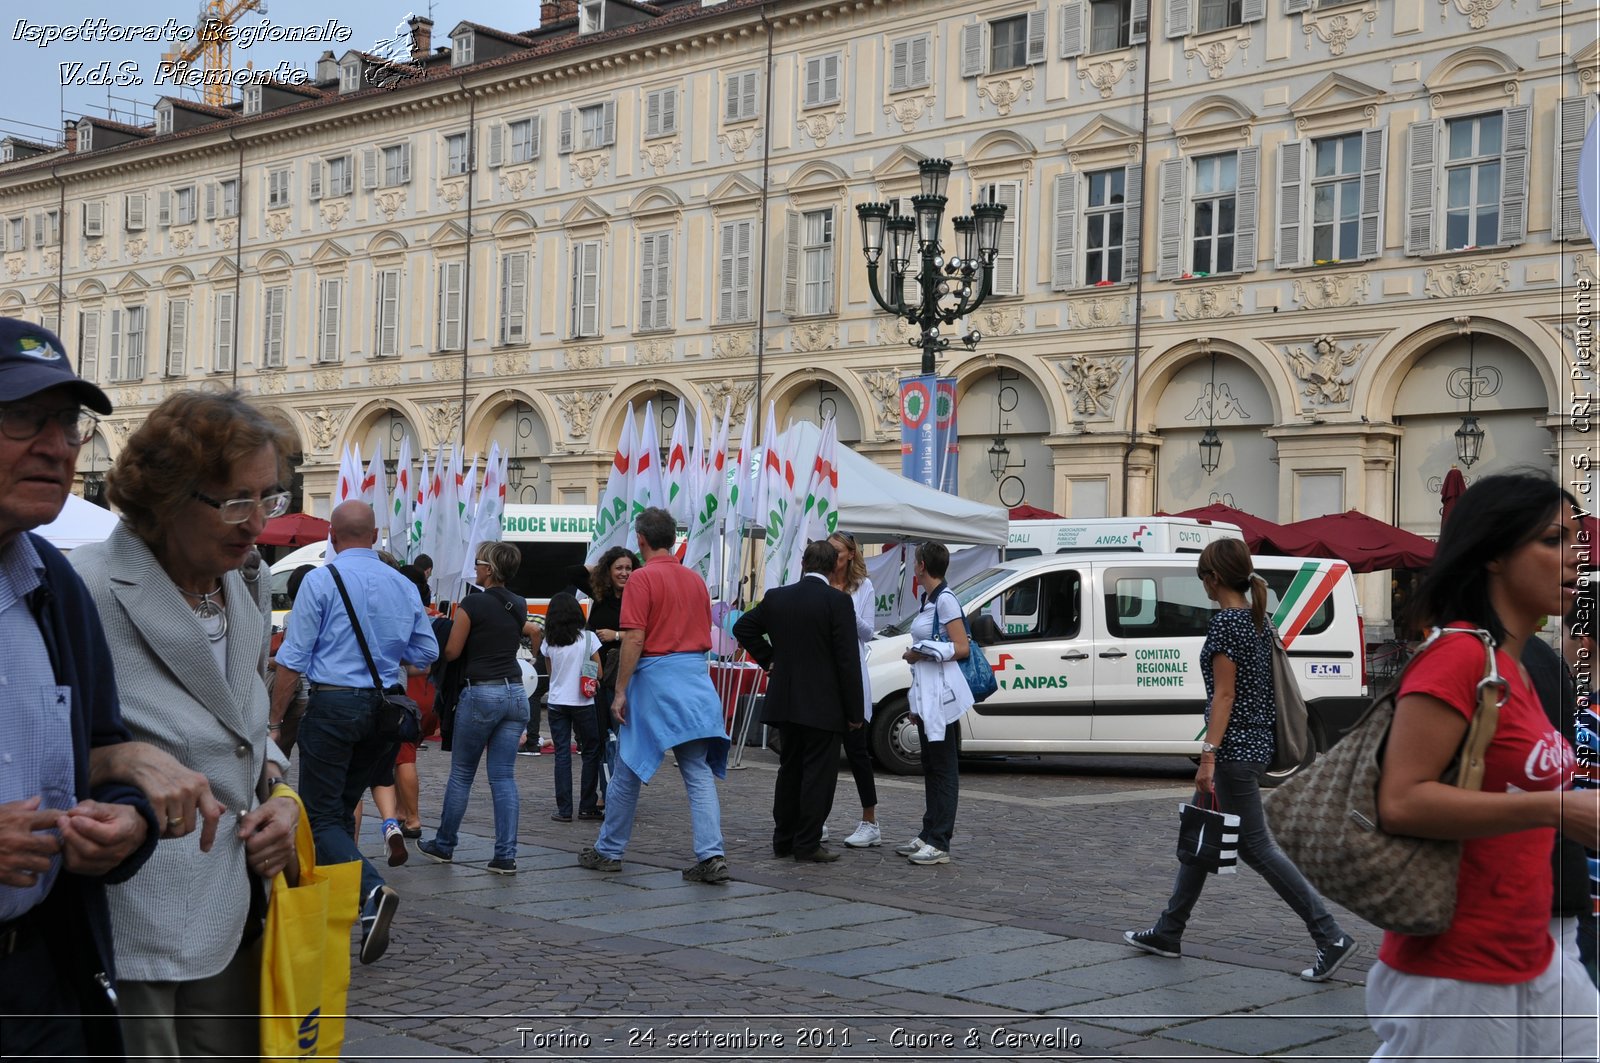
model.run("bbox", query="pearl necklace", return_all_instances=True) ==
[182,582,228,642]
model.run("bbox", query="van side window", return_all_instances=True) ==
[978,571,1081,641]
[1105,567,1336,638]
[1259,569,1334,636]
[1104,570,1213,639]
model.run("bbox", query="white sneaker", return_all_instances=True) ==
[843,820,881,848]
[893,836,925,856]
[907,843,949,865]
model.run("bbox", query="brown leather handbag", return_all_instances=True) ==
[1264,627,1503,935]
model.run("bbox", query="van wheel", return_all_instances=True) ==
[1260,743,1317,788]
[870,698,923,776]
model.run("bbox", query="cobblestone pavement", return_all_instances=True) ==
[334,742,1381,1061]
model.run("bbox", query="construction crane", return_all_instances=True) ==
[160,0,268,109]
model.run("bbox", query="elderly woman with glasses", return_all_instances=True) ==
[69,389,299,1057]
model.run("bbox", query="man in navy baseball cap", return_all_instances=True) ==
[0,317,112,414]
[0,317,157,1061]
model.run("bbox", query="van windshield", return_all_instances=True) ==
[880,567,1012,636]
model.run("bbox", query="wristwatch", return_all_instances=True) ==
[1200,740,1220,754]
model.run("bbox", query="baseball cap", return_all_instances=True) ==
[0,317,112,414]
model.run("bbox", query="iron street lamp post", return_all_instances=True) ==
[856,159,1007,376]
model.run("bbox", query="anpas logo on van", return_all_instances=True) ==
[1133,647,1190,688]
[1055,522,1152,549]
[993,653,1069,690]
[1305,662,1351,679]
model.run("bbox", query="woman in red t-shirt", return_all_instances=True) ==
[1368,473,1598,1060]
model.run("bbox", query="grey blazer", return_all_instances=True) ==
[71,522,276,982]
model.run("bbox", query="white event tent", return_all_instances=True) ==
[36,493,120,551]
[778,420,1007,546]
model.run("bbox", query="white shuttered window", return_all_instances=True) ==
[717,220,755,323]
[317,279,342,362]
[213,292,235,373]
[263,286,287,368]
[437,263,464,350]
[570,241,601,338]
[374,269,401,357]
[979,181,1023,296]
[638,233,672,332]
[164,300,188,377]
[499,252,529,345]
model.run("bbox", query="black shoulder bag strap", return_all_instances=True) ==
[328,566,385,692]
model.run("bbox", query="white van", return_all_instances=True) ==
[1004,516,1242,558]
[865,551,1366,781]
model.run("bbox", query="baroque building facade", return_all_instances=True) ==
[0,0,1596,635]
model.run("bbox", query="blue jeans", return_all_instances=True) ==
[594,738,723,862]
[548,703,601,817]
[296,689,395,903]
[1154,760,1344,948]
[432,683,528,862]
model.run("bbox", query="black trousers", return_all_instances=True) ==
[771,722,842,855]
[916,719,960,851]
[0,911,114,1061]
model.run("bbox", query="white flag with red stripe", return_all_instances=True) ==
[586,404,637,564]
[336,443,363,507]
[388,435,413,563]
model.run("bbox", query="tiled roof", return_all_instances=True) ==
[3,0,770,176]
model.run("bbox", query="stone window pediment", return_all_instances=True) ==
[1424,47,1522,117]
[561,196,611,235]
[1172,95,1255,153]
[1064,115,1142,169]
[112,271,150,295]
[709,174,763,210]
[1289,73,1384,135]
[630,189,682,224]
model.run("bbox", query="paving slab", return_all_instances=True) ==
[329,742,1377,1058]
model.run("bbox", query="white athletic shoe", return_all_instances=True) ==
[843,820,881,848]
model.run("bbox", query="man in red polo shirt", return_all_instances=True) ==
[578,507,731,882]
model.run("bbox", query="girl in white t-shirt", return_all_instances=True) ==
[542,593,604,822]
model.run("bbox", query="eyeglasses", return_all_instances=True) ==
[0,404,99,446]
[191,490,291,524]
[474,560,491,567]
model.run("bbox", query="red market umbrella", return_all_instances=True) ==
[1008,504,1062,520]
[1168,503,1320,555]
[1439,466,1467,530]
[1280,509,1436,573]
[257,512,331,547]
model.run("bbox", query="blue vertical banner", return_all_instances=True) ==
[900,375,959,493]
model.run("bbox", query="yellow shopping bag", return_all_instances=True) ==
[260,788,361,1060]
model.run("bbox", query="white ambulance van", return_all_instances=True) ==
[865,551,1366,782]
[1004,516,1241,558]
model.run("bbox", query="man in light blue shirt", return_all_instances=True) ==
[271,501,436,964]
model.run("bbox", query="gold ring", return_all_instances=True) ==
[167,818,182,829]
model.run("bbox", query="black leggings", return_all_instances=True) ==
[842,722,877,810]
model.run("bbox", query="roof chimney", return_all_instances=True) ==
[408,16,434,61]
[315,50,338,83]
[542,1,580,24]
[63,119,76,154]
